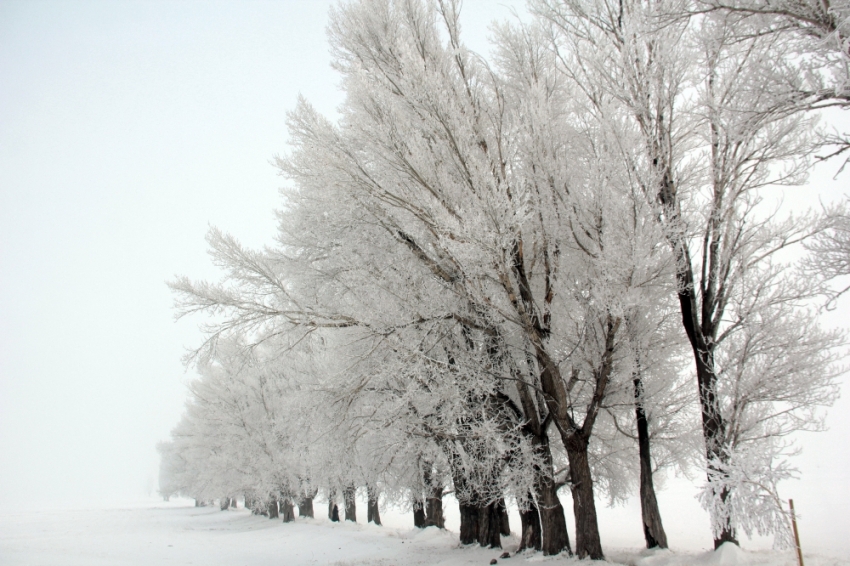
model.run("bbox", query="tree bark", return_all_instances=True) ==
[413,497,426,528]
[343,485,357,523]
[298,492,315,518]
[424,486,444,528]
[367,486,381,525]
[268,497,279,519]
[280,498,295,523]
[538,477,571,556]
[498,498,511,537]
[564,435,604,559]
[634,374,668,549]
[518,495,542,552]
[459,503,479,545]
[220,497,230,511]
[477,501,503,549]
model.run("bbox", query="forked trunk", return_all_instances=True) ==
[343,485,357,523]
[367,486,381,525]
[635,375,668,549]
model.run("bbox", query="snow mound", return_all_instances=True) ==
[711,542,749,566]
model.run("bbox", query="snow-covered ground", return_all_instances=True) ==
[0,499,846,566]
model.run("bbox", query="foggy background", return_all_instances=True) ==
[1,0,848,556]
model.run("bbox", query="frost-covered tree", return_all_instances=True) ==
[533,0,844,548]
[162,0,845,558]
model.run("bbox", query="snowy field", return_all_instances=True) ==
[1,499,847,566]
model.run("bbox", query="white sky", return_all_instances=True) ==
[1,0,848,557]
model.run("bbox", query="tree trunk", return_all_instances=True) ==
[424,486,444,528]
[538,477,571,556]
[518,495,542,552]
[692,343,737,548]
[194,499,201,507]
[413,498,426,528]
[565,435,604,560]
[220,497,230,511]
[328,489,339,522]
[343,485,356,523]
[634,375,668,549]
[230,497,237,509]
[459,503,479,545]
[526,325,609,559]
[298,493,315,518]
[280,498,295,523]
[244,495,253,510]
[477,501,503,549]
[498,498,510,536]
[367,486,381,525]
[268,498,279,520]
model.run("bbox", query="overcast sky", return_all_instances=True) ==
[1,0,848,557]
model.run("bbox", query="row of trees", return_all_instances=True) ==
[159,0,848,560]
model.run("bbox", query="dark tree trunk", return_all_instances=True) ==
[424,486,444,528]
[477,501,503,549]
[539,477,571,556]
[497,498,511,536]
[194,499,201,507]
[367,486,381,525]
[220,497,230,511]
[230,497,237,509]
[634,375,668,549]
[691,341,737,547]
[518,495,542,552]
[328,489,339,522]
[525,316,618,560]
[652,145,737,549]
[280,498,295,523]
[459,503,480,545]
[298,493,315,518]
[565,436,604,560]
[267,498,279,519]
[343,486,356,523]
[413,498,426,528]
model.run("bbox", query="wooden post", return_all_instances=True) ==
[789,499,804,566]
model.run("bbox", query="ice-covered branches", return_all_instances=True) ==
[163,0,844,558]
